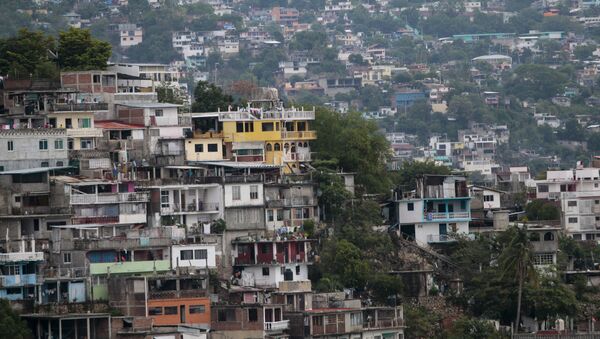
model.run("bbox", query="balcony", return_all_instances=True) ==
[423,211,470,222]
[0,274,38,287]
[427,234,457,244]
[90,260,171,275]
[363,318,404,329]
[267,196,315,208]
[192,131,224,139]
[11,206,71,216]
[73,237,173,251]
[48,103,109,112]
[148,289,207,300]
[264,320,290,331]
[71,215,119,225]
[70,192,149,205]
[284,153,312,162]
[66,128,103,138]
[281,130,316,140]
[0,252,44,263]
[277,280,312,292]
[160,202,220,215]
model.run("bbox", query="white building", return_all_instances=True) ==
[171,244,217,269]
[394,175,471,246]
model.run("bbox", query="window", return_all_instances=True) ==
[232,186,241,200]
[533,253,554,265]
[296,265,300,275]
[267,209,274,222]
[164,306,178,315]
[218,309,236,322]
[277,209,284,221]
[80,139,93,149]
[194,249,207,259]
[266,143,273,151]
[190,305,206,314]
[93,75,101,83]
[568,217,578,223]
[54,139,64,149]
[149,307,163,315]
[538,185,549,193]
[236,122,244,132]
[544,232,555,241]
[155,109,163,117]
[484,195,495,202]
[207,143,218,152]
[194,144,203,152]
[568,201,577,207]
[262,267,270,276]
[245,122,254,132]
[161,191,170,208]
[250,185,258,199]
[78,118,91,128]
[181,250,194,260]
[596,200,600,205]
[312,316,323,326]
[326,315,336,324]
[407,202,414,211]
[262,122,274,131]
[7,140,13,152]
[33,219,39,232]
[248,308,258,322]
[63,252,71,264]
[274,143,281,151]
[350,313,362,326]
[39,139,48,150]
[41,161,49,167]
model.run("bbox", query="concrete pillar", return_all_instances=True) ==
[58,319,62,339]
[86,317,91,339]
[47,319,51,339]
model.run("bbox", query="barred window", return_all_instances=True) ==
[533,253,554,265]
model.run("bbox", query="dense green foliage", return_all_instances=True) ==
[192,81,235,112]
[313,108,391,193]
[0,299,31,339]
[58,28,111,71]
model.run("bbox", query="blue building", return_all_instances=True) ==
[0,251,44,301]
[395,90,427,110]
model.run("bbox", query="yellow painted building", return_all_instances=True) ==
[46,111,103,151]
[185,137,224,161]
[187,108,316,173]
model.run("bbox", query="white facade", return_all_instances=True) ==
[159,184,224,228]
[224,183,265,208]
[241,264,309,288]
[171,244,217,269]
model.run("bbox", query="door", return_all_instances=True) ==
[400,224,416,241]
[180,305,186,323]
[439,224,447,241]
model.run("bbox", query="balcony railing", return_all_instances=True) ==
[363,318,404,329]
[423,211,470,221]
[72,215,119,225]
[267,197,315,207]
[427,234,457,243]
[160,202,220,214]
[192,131,224,139]
[281,131,316,139]
[264,320,290,331]
[0,273,38,287]
[0,252,44,263]
[66,128,103,138]
[148,289,207,300]
[11,206,71,216]
[284,153,312,161]
[48,103,109,112]
[71,192,149,205]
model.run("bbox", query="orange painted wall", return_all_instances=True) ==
[147,297,211,326]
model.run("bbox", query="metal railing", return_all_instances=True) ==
[281,131,316,139]
[48,103,108,112]
[71,215,119,224]
[70,192,149,205]
[0,252,44,263]
[424,211,470,221]
[161,202,220,214]
[264,320,290,331]
[427,234,456,243]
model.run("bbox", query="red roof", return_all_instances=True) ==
[95,120,145,130]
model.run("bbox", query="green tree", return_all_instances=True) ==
[0,299,31,339]
[404,305,441,338]
[574,44,597,61]
[348,53,366,65]
[58,28,111,70]
[0,28,57,78]
[499,226,536,332]
[392,161,451,190]
[191,81,234,112]
[313,108,392,193]
[525,200,560,221]
[447,316,504,339]
[504,64,568,100]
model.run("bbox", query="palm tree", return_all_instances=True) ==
[499,225,537,333]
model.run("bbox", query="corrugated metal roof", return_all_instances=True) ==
[0,166,73,175]
[192,161,281,169]
[95,120,145,130]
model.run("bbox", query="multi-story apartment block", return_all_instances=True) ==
[394,175,471,246]
[118,23,143,47]
[271,6,300,27]
[0,129,69,171]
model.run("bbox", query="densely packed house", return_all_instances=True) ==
[0,73,404,339]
